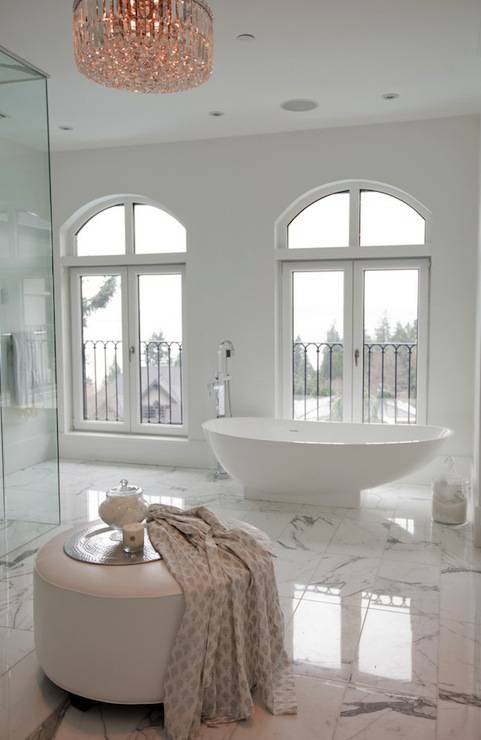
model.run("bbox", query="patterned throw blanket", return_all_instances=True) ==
[147,505,297,740]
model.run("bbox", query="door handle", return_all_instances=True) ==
[129,345,135,362]
[354,349,360,367]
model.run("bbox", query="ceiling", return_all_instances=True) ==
[1,0,481,151]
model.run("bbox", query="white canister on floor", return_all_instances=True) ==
[432,476,468,525]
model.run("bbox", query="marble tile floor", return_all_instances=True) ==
[0,459,479,739]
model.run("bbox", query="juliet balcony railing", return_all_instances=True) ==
[82,339,183,425]
[293,340,417,424]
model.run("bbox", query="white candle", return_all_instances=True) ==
[122,523,145,552]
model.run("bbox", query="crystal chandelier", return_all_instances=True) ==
[73,0,214,94]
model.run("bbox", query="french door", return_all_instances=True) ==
[282,259,429,424]
[70,265,185,435]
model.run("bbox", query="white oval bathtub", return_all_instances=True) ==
[202,417,452,507]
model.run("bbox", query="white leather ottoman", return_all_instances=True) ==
[33,527,184,705]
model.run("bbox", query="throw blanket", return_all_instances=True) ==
[147,505,297,740]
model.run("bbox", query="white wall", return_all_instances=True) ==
[51,115,480,471]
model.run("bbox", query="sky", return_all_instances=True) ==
[82,273,182,345]
[293,268,419,342]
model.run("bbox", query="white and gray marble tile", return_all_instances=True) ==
[326,509,392,557]
[333,685,436,740]
[285,598,367,682]
[277,509,342,554]
[438,618,481,699]
[372,559,440,617]
[0,627,35,677]
[384,517,441,566]
[439,555,481,624]
[305,554,380,606]
[0,651,67,740]
[0,521,54,560]
[54,703,166,739]
[437,696,481,740]
[232,676,346,740]
[352,608,439,699]
[271,545,323,600]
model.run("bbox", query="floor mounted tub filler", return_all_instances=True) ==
[202,417,452,507]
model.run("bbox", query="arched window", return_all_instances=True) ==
[63,196,186,436]
[278,182,430,427]
[75,200,186,256]
[286,184,427,249]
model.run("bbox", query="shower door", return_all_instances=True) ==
[0,46,60,534]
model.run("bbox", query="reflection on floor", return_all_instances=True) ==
[0,460,480,739]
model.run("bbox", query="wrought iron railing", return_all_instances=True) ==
[82,339,183,425]
[293,340,417,424]
[364,342,417,424]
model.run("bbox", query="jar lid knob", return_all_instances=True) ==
[120,479,129,489]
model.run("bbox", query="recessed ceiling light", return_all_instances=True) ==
[281,99,319,112]
[59,125,74,131]
[236,33,255,42]
[209,111,224,117]
[381,92,400,101]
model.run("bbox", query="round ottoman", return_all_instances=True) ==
[34,527,184,705]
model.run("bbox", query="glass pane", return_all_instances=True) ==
[77,206,125,256]
[288,193,350,249]
[134,204,186,254]
[292,271,344,421]
[363,269,419,424]
[360,191,425,246]
[0,54,60,531]
[138,274,183,425]
[80,275,124,422]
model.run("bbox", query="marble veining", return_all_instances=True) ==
[0,461,479,739]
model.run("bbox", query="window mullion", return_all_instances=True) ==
[349,186,360,247]
[125,267,140,431]
[125,199,135,255]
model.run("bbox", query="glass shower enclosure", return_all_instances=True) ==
[0,47,60,552]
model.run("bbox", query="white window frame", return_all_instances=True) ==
[63,195,187,437]
[276,181,432,424]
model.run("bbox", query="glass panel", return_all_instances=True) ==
[77,205,125,256]
[80,275,124,422]
[288,192,350,249]
[363,269,419,424]
[134,204,186,254]
[360,191,425,246]
[138,274,183,425]
[292,271,344,421]
[0,48,60,532]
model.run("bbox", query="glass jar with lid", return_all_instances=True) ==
[99,479,148,540]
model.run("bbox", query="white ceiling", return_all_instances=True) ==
[1,0,481,151]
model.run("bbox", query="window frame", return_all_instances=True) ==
[276,180,431,260]
[275,181,432,425]
[280,258,430,425]
[63,195,188,438]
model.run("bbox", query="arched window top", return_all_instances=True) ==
[359,190,425,246]
[74,198,186,257]
[284,182,428,250]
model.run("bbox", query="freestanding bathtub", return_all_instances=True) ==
[202,417,452,507]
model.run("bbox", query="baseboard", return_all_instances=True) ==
[59,432,216,470]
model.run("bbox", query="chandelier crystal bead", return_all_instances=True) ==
[73,0,214,94]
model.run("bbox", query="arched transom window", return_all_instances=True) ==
[287,186,427,250]
[75,201,186,256]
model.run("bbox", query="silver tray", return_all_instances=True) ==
[63,522,162,566]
